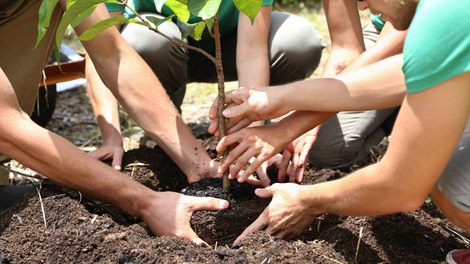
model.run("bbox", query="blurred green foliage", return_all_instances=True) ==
[273,0,322,10]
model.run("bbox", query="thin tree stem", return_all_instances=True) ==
[213,12,230,192]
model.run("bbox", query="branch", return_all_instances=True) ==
[125,3,216,64]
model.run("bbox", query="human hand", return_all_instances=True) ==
[208,86,290,136]
[216,124,290,184]
[247,154,291,187]
[233,183,318,244]
[141,191,230,244]
[278,127,320,184]
[88,139,124,170]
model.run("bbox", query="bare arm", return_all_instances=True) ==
[85,9,125,170]
[73,3,220,182]
[236,6,271,88]
[341,22,407,74]
[235,71,470,242]
[322,0,365,77]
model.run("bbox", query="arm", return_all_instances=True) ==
[0,67,228,242]
[216,54,406,122]
[235,71,470,242]
[321,0,365,77]
[236,5,271,127]
[73,3,221,182]
[85,9,125,170]
[236,6,271,88]
[341,22,407,74]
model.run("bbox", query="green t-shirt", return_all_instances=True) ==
[370,14,385,29]
[402,0,470,93]
[106,0,273,60]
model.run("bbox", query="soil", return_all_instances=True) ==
[0,137,469,264]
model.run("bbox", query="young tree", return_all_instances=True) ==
[37,0,263,191]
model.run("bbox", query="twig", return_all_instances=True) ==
[36,186,47,228]
[214,241,218,251]
[79,133,101,148]
[312,249,344,264]
[354,227,363,263]
[442,224,470,244]
[0,165,45,181]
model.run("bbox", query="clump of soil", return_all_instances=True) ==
[0,138,468,263]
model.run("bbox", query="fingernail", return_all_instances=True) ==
[231,243,241,249]
[218,168,223,174]
[219,200,229,207]
[223,109,230,117]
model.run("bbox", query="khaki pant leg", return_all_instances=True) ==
[0,0,62,177]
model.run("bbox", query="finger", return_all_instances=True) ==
[207,119,219,136]
[112,151,124,171]
[244,175,264,187]
[226,117,254,134]
[222,102,250,119]
[254,186,274,199]
[229,151,255,182]
[233,209,269,245]
[191,196,230,212]
[254,162,271,187]
[209,96,220,120]
[278,149,292,183]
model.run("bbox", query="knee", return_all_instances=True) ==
[269,13,326,80]
[431,186,470,233]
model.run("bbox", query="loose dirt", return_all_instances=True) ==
[0,138,468,263]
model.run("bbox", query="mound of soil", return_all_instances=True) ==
[0,138,468,263]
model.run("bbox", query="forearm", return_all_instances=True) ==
[75,4,211,178]
[236,6,271,88]
[277,111,336,143]
[322,0,364,77]
[0,114,154,218]
[278,54,406,112]
[86,55,122,145]
[341,22,407,74]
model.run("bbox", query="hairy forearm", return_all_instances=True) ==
[278,55,406,112]
[0,114,154,217]
[74,4,211,179]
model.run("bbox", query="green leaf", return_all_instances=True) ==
[146,14,176,29]
[187,0,221,20]
[164,0,190,22]
[36,0,60,48]
[204,18,213,35]
[176,18,205,41]
[70,5,97,29]
[53,0,119,70]
[233,0,262,24]
[76,15,129,41]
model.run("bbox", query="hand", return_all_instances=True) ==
[216,124,290,184]
[278,127,320,184]
[233,183,318,244]
[248,154,291,187]
[88,139,124,170]
[208,86,290,136]
[141,191,230,244]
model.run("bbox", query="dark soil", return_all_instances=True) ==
[0,137,469,263]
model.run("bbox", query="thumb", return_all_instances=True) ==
[191,197,230,212]
[223,103,249,118]
[254,186,274,199]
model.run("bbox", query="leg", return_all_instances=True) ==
[267,12,326,85]
[120,13,189,111]
[432,115,470,233]
[309,108,398,169]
